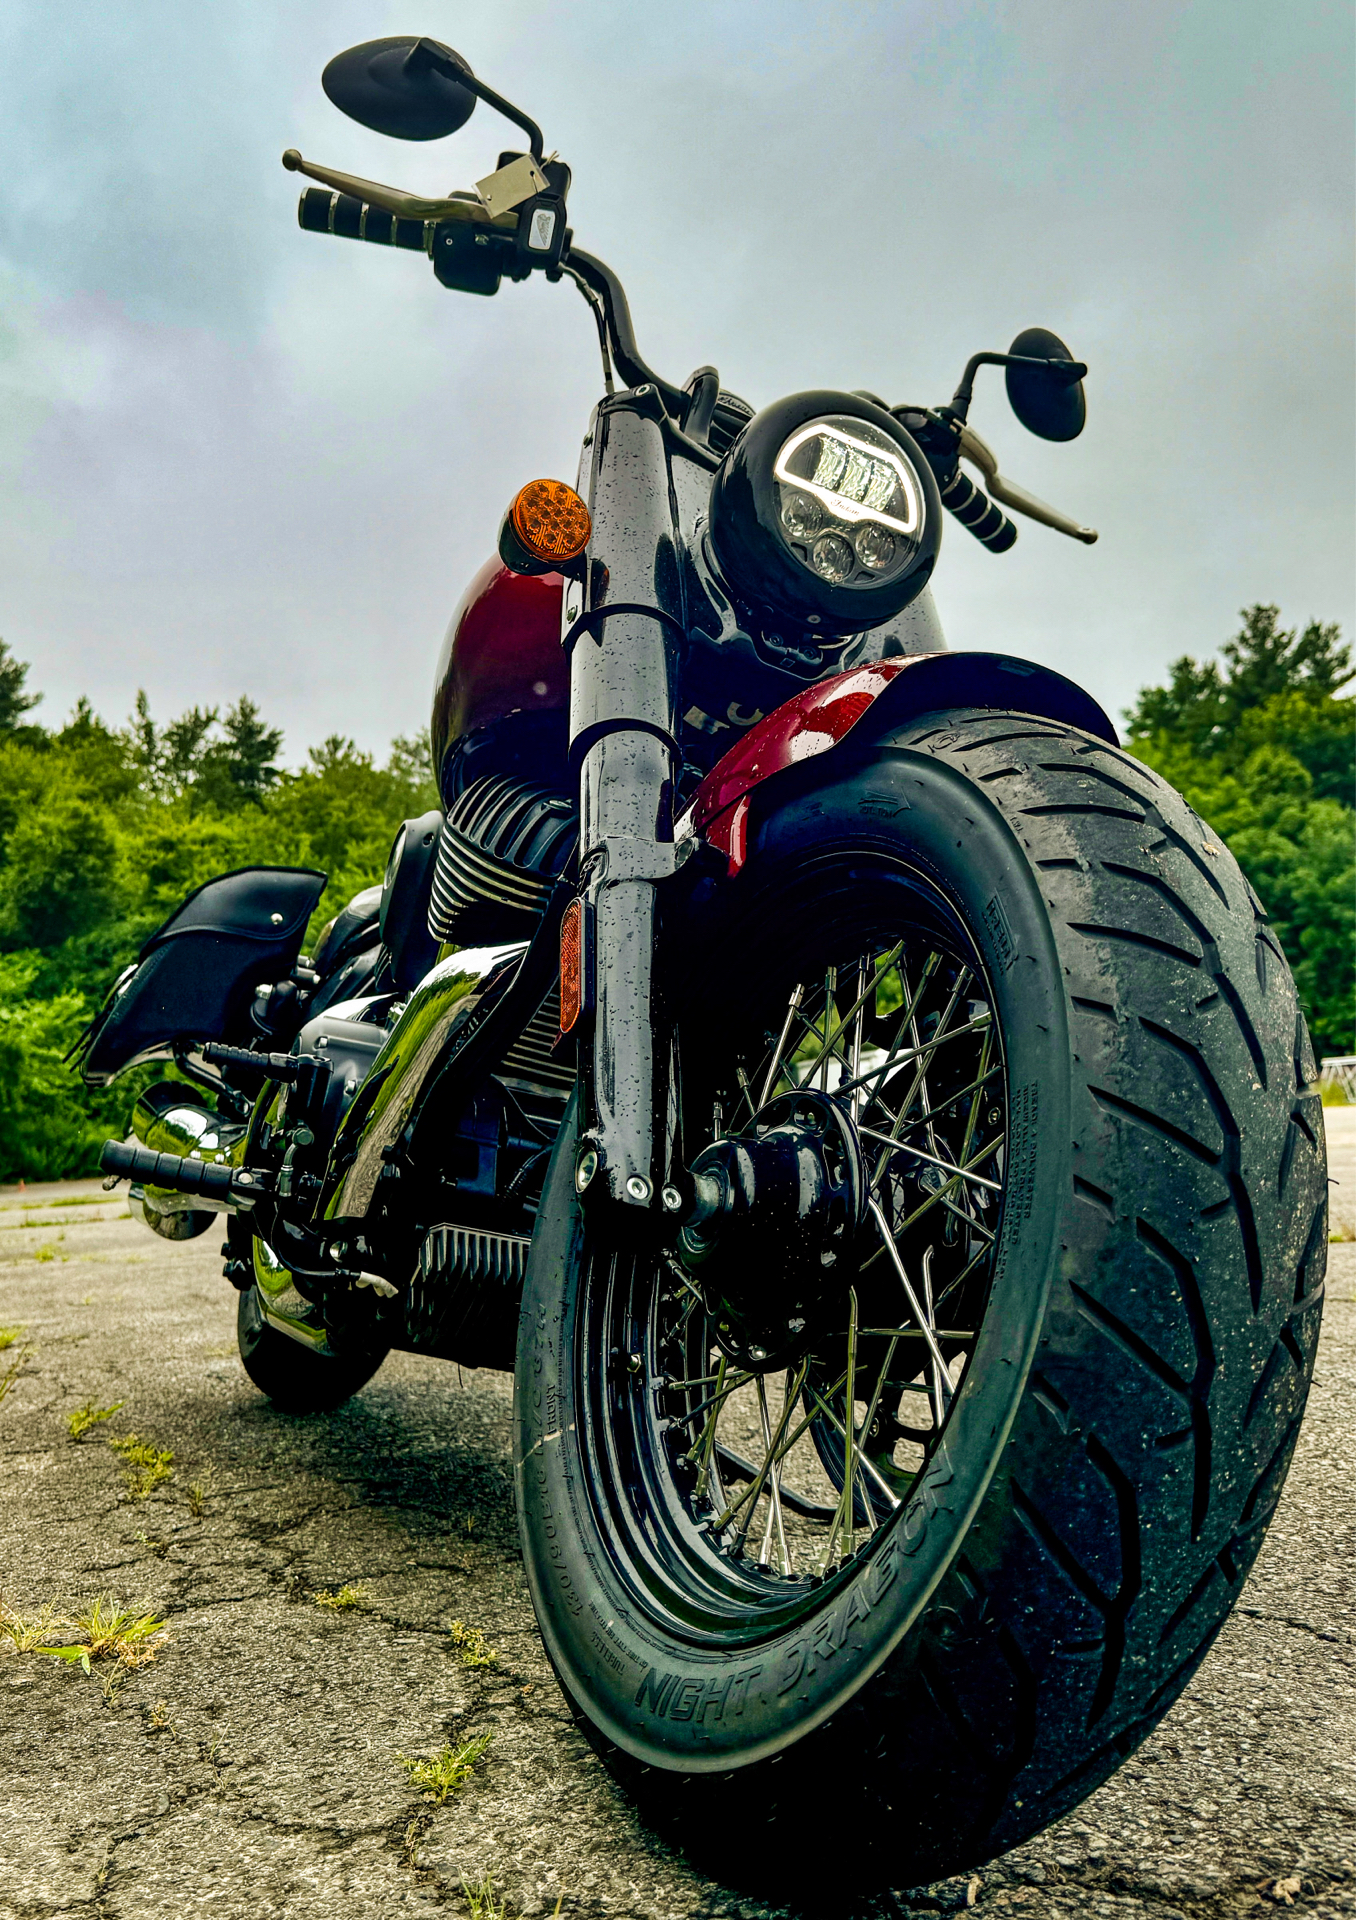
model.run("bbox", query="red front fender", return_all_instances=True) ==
[679,651,1117,869]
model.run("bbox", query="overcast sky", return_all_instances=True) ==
[1,0,1351,763]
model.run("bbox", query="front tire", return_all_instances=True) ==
[514,708,1326,1893]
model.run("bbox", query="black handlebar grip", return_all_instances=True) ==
[940,469,1018,553]
[297,187,429,253]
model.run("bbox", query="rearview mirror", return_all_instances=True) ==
[1005,328,1087,442]
[322,37,477,142]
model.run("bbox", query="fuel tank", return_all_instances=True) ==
[430,557,568,807]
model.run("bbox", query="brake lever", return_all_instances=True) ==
[957,424,1098,545]
[281,149,519,228]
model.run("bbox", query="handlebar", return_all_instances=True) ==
[939,469,1017,553]
[298,186,429,252]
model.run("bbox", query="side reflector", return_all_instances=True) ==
[510,479,591,565]
[559,898,585,1034]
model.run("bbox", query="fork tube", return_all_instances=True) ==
[570,386,685,1206]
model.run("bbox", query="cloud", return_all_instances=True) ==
[0,0,1350,754]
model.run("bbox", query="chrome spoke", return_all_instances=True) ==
[806,1385,902,1511]
[755,1374,792,1574]
[711,1360,810,1535]
[866,1199,953,1420]
[759,983,805,1107]
[857,1123,1004,1194]
[869,968,973,1187]
[835,1011,992,1110]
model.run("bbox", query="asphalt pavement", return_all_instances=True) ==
[0,1116,1352,1919]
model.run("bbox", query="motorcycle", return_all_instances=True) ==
[80,35,1329,1896]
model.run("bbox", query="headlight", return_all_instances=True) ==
[708,391,941,633]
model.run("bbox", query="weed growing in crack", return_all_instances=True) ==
[34,1244,55,1262]
[146,1699,175,1734]
[313,1584,365,1610]
[73,1596,169,1667]
[461,1873,513,1919]
[448,1620,498,1668]
[0,1325,24,1351]
[187,1467,214,1519]
[0,1601,65,1652]
[0,1342,31,1410]
[108,1432,173,1500]
[398,1730,493,1803]
[99,1667,128,1707]
[5,1594,169,1675]
[68,1399,124,1440]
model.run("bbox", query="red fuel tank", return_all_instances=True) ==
[429,557,568,802]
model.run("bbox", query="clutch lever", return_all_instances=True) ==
[957,424,1098,545]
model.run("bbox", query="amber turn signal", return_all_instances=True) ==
[559,897,585,1034]
[510,479,591,564]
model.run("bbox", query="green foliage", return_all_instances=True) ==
[0,668,436,1178]
[0,955,114,1181]
[1127,605,1354,1056]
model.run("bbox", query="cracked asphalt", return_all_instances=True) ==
[1,1109,1352,1920]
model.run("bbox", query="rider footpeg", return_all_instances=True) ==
[201,1042,325,1084]
[99,1139,269,1208]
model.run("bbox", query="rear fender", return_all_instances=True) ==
[678,652,1117,869]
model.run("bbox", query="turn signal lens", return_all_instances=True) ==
[559,898,584,1034]
[510,479,591,564]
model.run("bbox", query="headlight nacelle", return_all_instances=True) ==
[709,391,941,633]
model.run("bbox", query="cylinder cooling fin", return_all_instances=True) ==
[428,776,578,946]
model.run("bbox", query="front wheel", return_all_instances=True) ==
[514,708,1327,1893]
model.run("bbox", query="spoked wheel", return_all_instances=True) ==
[515,711,1325,1895]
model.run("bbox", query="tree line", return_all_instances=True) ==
[0,601,1348,1181]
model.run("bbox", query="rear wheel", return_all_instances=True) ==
[236,1282,389,1414]
[515,709,1327,1892]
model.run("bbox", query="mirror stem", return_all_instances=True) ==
[413,38,545,157]
[947,350,1087,423]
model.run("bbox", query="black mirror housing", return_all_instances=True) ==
[1005,328,1087,441]
[322,38,477,141]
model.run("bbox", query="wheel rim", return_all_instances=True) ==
[575,878,1009,1640]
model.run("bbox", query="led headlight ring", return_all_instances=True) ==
[708,390,941,634]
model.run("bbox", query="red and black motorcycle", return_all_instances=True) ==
[81,37,1328,1895]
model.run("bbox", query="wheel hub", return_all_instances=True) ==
[675,1090,867,1370]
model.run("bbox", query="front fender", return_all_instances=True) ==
[678,651,1116,866]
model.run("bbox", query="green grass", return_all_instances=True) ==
[0,1601,65,1652]
[68,1399,124,1439]
[1320,1079,1350,1106]
[448,1619,498,1668]
[3,1595,169,1673]
[398,1730,493,1802]
[108,1432,174,1500]
[461,1874,530,1919]
[0,1326,24,1352]
[312,1584,365,1610]
[0,1193,119,1213]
